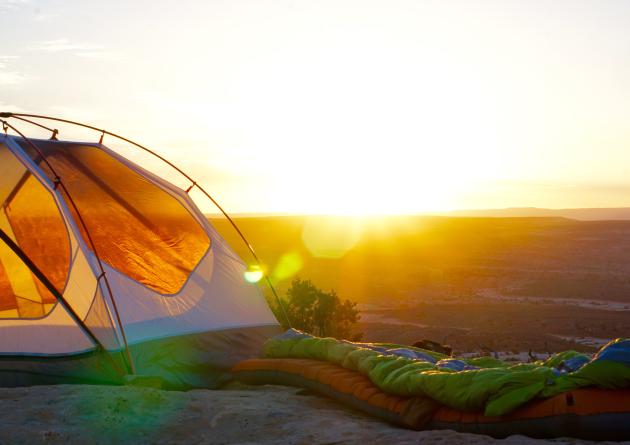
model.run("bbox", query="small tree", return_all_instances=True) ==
[275,278,361,340]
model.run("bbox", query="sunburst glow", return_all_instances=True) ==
[2,1,630,215]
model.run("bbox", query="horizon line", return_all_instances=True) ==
[204,206,630,218]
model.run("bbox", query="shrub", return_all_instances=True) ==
[273,278,361,340]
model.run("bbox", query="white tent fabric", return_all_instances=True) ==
[0,138,94,354]
[0,133,280,387]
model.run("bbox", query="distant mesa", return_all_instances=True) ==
[435,207,630,221]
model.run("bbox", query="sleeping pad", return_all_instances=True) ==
[260,330,630,417]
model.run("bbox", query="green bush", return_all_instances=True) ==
[273,278,361,340]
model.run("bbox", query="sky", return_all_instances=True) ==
[1,0,630,215]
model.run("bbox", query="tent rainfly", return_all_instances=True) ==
[0,113,282,388]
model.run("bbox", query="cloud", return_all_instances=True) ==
[0,101,25,113]
[0,71,25,86]
[33,11,59,21]
[0,55,26,86]
[0,0,30,13]
[0,1,59,21]
[73,51,117,60]
[27,38,115,59]
[46,105,101,121]
[28,38,103,53]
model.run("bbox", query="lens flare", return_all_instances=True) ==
[244,266,264,283]
[272,252,303,282]
[301,216,362,258]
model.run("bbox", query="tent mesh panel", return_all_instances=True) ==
[0,143,69,318]
[84,286,121,351]
[0,237,58,319]
[19,140,211,295]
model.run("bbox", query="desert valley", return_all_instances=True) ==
[213,213,630,356]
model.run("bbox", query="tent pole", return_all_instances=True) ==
[0,228,104,350]
[0,228,127,377]
[0,118,136,375]
[1,112,292,328]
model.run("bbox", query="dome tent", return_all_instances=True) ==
[0,113,282,388]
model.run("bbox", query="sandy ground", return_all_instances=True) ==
[0,383,627,445]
